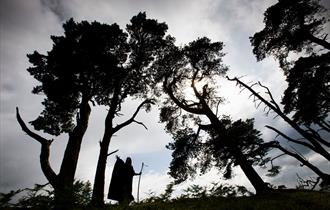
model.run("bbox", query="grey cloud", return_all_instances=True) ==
[0,0,64,193]
[40,0,71,21]
[269,156,330,188]
[0,116,45,192]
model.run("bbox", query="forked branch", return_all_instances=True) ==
[113,99,155,132]
[16,107,57,186]
[163,76,204,115]
[227,76,330,162]
[262,141,329,180]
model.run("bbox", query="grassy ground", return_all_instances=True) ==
[107,190,330,210]
[1,190,329,210]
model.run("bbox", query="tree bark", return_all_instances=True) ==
[17,98,91,210]
[91,127,113,207]
[205,108,269,194]
[16,108,57,187]
[91,85,120,207]
[55,98,91,210]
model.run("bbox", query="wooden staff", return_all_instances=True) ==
[137,162,144,203]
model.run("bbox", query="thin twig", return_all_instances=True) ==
[133,120,148,130]
[107,149,119,157]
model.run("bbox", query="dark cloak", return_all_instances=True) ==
[122,164,135,202]
[108,157,136,203]
[107,157,125,201]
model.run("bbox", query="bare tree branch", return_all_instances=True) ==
[16,107,57,186]
[133,120,148,130]
[321,120,330,129]
[311,177,321,190]
[113,99,154,133]
[270,153,286,167]
[263,141,330,180]
[227,76,330,162]
[306,32,330,50]
[198,123,213,131]
[317,121,330,132]
[215,98,222,117]
[305,126,330,148]
[258,82,281,111]
[16,107,51,145]
[316,120,330,132]
[163,76,204,115]
[107,149,119,157]
[296,173,322,190]
[265,125,315,150]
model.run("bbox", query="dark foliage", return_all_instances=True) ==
[206,118,268,177]
[165,128,202,183]
[0,180,91,209]
[250,0,327,62]
[21,18,135,209]
[27,18,128,135]
[154,36,270,193]
[91,12,171,206]
[282,52,330,124]
[166,118,269,184]
[250,0,330,125]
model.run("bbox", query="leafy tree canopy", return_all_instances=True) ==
[250,0,328,63]
[166,118,268,184]
[27,12,170,136]
[154,37,270,184]
[282,52,330,124]
[27,19,128,135]
[250,0,330,124]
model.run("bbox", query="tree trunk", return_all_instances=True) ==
[206,109,269,194]
[91,128,113,207]
[54,184,73,210]
[17,99,91,210]
[229,146,269,193]
[55,99,91,210]
[91,85,121,206]
[165,80,270,194]
[91,97,153,206]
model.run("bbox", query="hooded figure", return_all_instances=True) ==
[108,156,140,204]
[107,156,125,202]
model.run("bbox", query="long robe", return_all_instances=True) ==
[107,157,125,201]
[108,157,136,203]
[122,164,135,202]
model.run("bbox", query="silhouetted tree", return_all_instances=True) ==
[227,76,330,185]
[166,118,270,183]
[17,18,127,210]
[250,0,330,125]
[249,0,330,185]
[154,37,270,193]
[91,12,170,206]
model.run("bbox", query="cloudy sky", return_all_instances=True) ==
[0,0,329,201]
